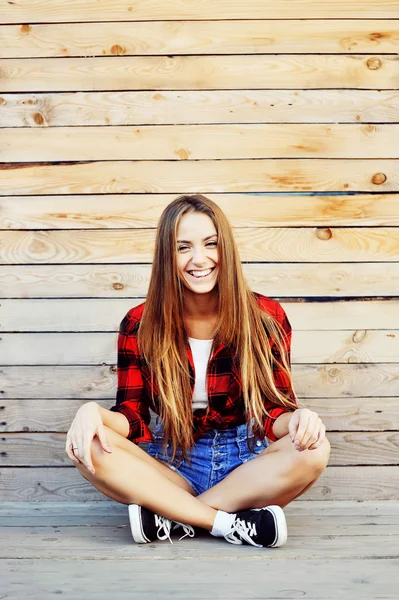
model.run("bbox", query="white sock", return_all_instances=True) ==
[210,510,236,537]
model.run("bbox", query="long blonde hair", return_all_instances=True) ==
[138,194,297,459]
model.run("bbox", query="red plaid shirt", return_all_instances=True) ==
[109,292,297,443]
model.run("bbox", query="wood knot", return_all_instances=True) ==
[316,228,332,241]
[111,44,125,55]
[110,365,117,373]
[113,282,124,290]
[371,173,386,185]
[0,97,5,105]
[33,112,45,126]
[176,148,189,160]
[21,24,31,33]
[366,58,382,70]
[369,32,383,41]
[352,330,367,343]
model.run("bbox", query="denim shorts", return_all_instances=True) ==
[147,420,268,496]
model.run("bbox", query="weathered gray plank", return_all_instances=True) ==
[1,525,399,559]
[1,500,399,531]
[1,558,398,600]
[0,466,398,501]
[2,398,399,432]
[2,431,399,467]
[3,363,399,399]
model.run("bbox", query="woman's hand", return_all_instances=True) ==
[288,408,326,451]
[65,402,112,474]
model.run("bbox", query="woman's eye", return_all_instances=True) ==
[206,242,217,247]
[178,246,189,252]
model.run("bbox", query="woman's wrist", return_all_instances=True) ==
[272,411,293,439]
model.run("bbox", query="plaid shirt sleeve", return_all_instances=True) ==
[109,311,153,444]
[262,302,298,442]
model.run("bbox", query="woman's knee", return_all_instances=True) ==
[297,436,330,475]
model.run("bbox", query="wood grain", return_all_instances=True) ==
[2,363,399,398]
[3,124,398,161]
[1,91,397,127]
[2,227,399,265]
[2,194,399,230]
[2,330,399,365]
[1,430,399,466]
[1,466,398,500]
[1,263,398,298]
[3,299,399,332]
[0,160,397,195]
[2,398,398,432]
[1,20,398,58]
[1,55,397,93]
[1,0,397,23]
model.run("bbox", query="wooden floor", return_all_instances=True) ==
[1,500,398,599]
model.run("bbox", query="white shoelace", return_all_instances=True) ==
[154,515,195,544]
[155,514,173,543]
[224,518,261,548]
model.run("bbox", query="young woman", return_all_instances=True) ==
[66,194,330,548]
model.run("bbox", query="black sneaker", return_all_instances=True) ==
[128,504,195,544]
[224,505,287,548]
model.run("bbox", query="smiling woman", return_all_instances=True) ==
[67,194,330,549]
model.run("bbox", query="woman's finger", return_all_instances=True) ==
[65,438,80,463]
[293,410,311,447]
[308,424,326,450]
[299,417,321,450]
[97,423,112,453]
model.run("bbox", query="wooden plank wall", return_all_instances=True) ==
[0,1,398,501]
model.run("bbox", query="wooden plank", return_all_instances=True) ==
[0,466,398,502]
[2,330,399,365]
[2,299,399,332]
[1,431,399,467]
[3,124,398,161]
[2,499,398,520]
[0,160,397,196]
[1,525,399,559]
[2,398,399,433]
[2,363,399,399]
[2,194,399,230]
[2,227,399,265]
[1,56,397,93]
[1,558,398,600]
[1,0,397,23]
[2,263,399,298]
[1,90,397,127]
[1,20,398,58]
[1,500,399,532]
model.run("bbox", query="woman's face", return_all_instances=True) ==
[176,211,219,295]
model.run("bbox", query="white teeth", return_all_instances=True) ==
[188,268,213,278]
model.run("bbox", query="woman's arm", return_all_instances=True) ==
[98,404,130,438]
[272,412,291,439]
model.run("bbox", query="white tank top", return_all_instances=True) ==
[188,337,213,411]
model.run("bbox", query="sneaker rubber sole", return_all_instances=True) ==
[128,504,149,544]
[263,505,287,547]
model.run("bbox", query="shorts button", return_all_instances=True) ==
[256,440,261,447]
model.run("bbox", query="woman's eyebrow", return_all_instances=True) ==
[177,234,217,243]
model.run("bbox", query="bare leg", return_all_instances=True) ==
[74,426,216,530]
[196,434,331,512]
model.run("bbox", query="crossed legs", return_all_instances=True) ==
[74,426,330,530]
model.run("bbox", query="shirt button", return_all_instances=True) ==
[210,387,214,391]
